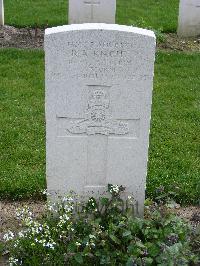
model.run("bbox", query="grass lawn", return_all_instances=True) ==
[0,49,45,200]
[147,52,200,204]
[4,0,179,32]
[0,49,199,204]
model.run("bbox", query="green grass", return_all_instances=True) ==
[4,0,179,32]
[0,49,199,204]
[116,0,179,32]
[147,52,200,205]
[0,49,45,200]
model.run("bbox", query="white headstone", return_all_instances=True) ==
[0,0,4,26]
[45,24,156,216]
[68,0,116,24]
[178,0,200,37]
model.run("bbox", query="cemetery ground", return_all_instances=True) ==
[1,25,200,52]
[0,49,200,205]
[0,49,200,264]
[0,49,200,263]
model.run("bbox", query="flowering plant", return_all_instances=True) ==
[3,185,199,265]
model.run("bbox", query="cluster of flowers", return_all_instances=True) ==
[5,207,57,251]
[9,257,21,266]
[2,186,198,266]
[109,184,120,194]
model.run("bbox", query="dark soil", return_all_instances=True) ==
[0,201,46,265]
[0,25,200,52]
[159,32,200,52]
[0,201,46,242]
[0,26,44,49]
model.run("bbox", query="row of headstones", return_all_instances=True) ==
[0,0,197,216]
[44,0,157,216]
[0,0,200,37]
[44,0,198,216]
[69,0,200,37]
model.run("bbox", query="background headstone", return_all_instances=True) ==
[68,0,116,24]
[0,0,4,26]
[178,0,200,37]
[45,24,156,216]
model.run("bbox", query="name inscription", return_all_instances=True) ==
[71,49,126,58]
[50,40,146,80]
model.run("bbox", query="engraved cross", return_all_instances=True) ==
[84,0,101,21]
[60,85,140,193]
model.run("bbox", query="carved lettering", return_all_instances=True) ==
[71,49,126,58]
[65,41,135,49]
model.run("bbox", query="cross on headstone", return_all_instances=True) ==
[68,0,116,24]
[45,24,156,216]
[84,0,100,21]
[63,85,139,191]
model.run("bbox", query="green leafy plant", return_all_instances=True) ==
[3,185,199,265]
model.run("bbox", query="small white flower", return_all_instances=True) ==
[62,197,67,202]
[101,240,106,245]
[45,241,56,249]
[89,234,96,239]
[42,189,50,196]
[18,232,24,238]
[48,205,54,211]
[109,185,120,193]
[3,231,14,241]
[9,257,18,266]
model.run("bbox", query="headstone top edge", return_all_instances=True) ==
[45,23,156,39]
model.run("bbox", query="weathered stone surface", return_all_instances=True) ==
[0,0,4,26]
[45,24,156,215]
[178,0,200,37]
[68,0,116,24]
